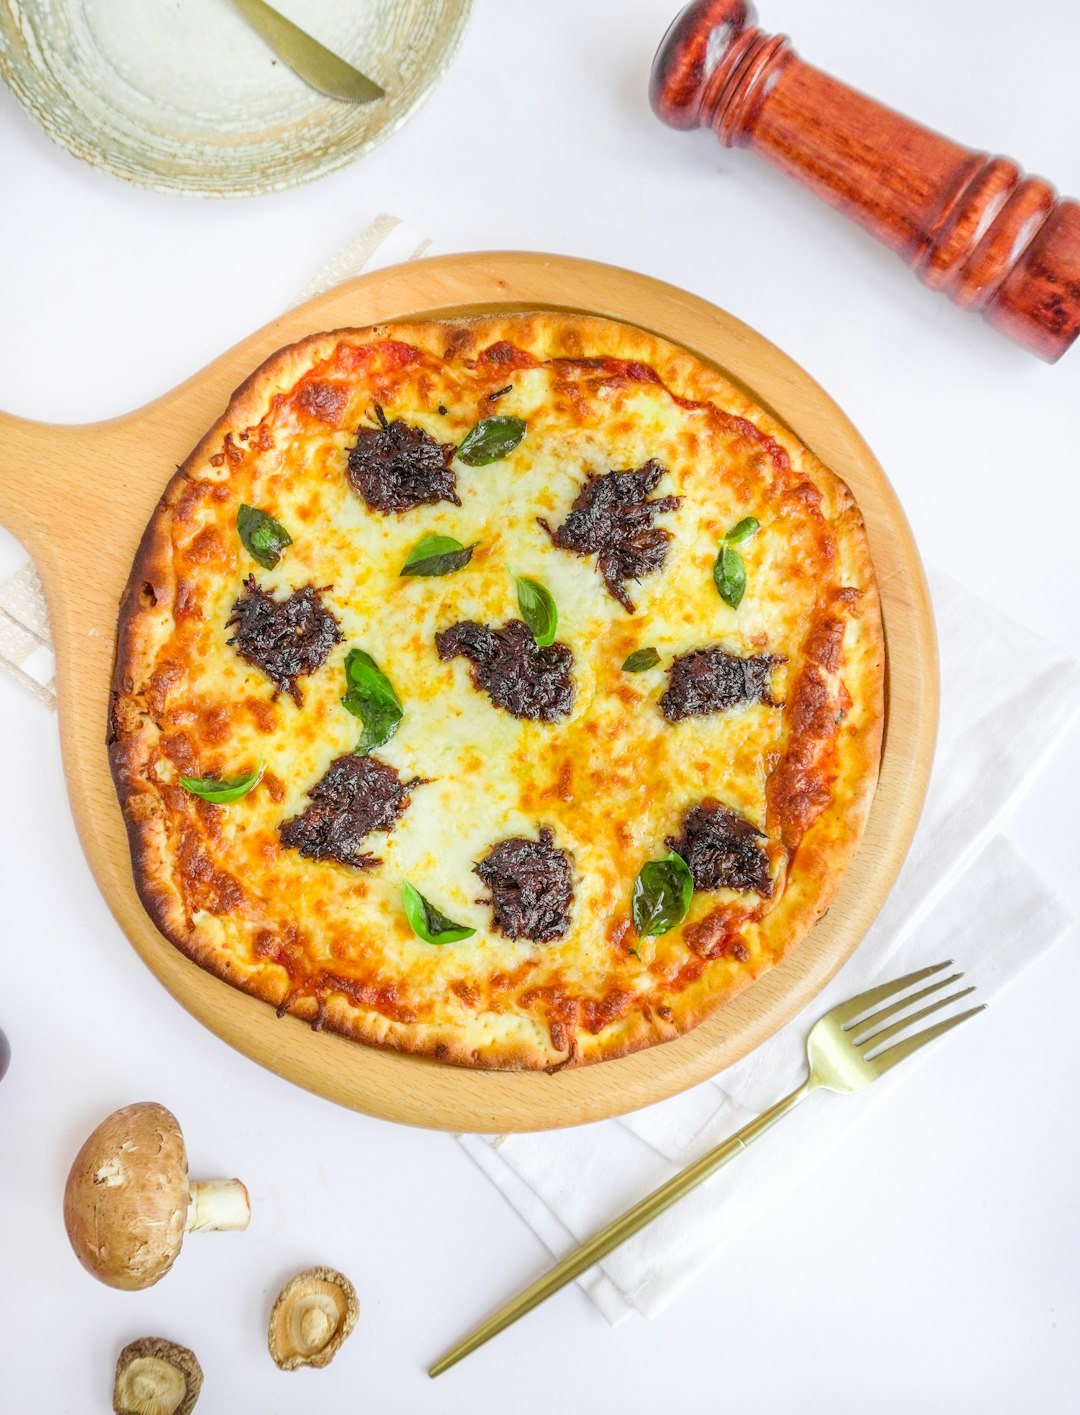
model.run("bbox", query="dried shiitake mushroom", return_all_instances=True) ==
[268,1266,358,1370]
[64,1102,250,1290]
[113,1337,202,1415]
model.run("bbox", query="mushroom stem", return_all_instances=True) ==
[185,1179,250,1233]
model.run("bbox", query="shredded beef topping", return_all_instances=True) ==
[660,646,781,721]
[475,827,574,942]
[540,459,680,612]
[436,619,574,721]
[279,755,421,869]
[346,405,458,513]
[226,575,342,705]
[666,799,774,896]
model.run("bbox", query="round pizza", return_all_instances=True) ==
[108,312,884,1070]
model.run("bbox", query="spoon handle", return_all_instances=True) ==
[227,0,384,104]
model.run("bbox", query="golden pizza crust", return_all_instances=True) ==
[110,312,885,1070]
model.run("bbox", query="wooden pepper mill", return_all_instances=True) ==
[650,0,1080,361]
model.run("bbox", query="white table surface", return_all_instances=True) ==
[1,2,1078,1411]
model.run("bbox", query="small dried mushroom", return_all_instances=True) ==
[64,1102,250,1290]
[113,1337,202,1415]
[268,1266,358,1370]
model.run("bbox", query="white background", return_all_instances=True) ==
[1,2,1078,1412]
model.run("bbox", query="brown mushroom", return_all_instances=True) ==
[113,1337,202,1415]
[64,1101,250,1290]
[268,1266,358,1370]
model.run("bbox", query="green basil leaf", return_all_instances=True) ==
[456,416,527,466]
[402,881,476,945]
[713,541,747,609]
[400,533,476,578]
[622,647,661,673]
[632,851,694,937]
[237,504,292,569]
[180,763,264,804]
[513,573,558,647]
[341,648,403,755]
[725,516,760,545]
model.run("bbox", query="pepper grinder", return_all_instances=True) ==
[650,0,1080,361]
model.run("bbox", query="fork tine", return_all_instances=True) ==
[846,972,963,1037]
[858,987,977,1053]
[867,1004,987,1076]
[829,961,953,1027]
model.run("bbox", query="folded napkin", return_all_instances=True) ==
[4,217,1077,1327]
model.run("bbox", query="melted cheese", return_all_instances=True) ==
[125,326,878,1065]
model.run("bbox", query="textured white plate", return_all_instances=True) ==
[0,0,473,196]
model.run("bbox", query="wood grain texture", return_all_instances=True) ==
[0,253,937,1131]
[650,0,1080,362]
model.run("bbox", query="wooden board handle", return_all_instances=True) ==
[0,411,104,574]
[650,0,1080,361]
[0,411,58,561]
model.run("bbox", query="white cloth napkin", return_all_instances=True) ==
[3,216,1077,1326]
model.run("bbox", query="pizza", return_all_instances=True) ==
[108,312,884,1071]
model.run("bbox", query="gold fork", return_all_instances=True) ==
[430,960,984,1377]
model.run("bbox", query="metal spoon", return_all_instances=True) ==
[228,0,385,104]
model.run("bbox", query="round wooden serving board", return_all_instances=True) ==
[0,254,937,1132]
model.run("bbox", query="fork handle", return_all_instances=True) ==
[429,1077,816,1377]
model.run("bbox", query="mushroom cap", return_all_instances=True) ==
[113,1336,202,1415]
[64,1102,189,1290]
[268,1266,359,1370]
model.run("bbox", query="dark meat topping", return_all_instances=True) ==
[666,799,774,897]
[436,619,574,721]
[660,647,781,721]
[226,575,342,705]
[346,405,458,513]
[540,459,680,612]
[475,828,574,942]
[279,755,422,869]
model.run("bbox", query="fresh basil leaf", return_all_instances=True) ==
[622,647,661,673]
[632,851,694,938]
[725,516,760,545]
[341,648,403,755]
[237,504,292,569]
[402,881,476,945]
[713,541,747,609]
[180,763,264,804]
[400,533,476,578]
[456,416,527,466]
[513,573,558,647]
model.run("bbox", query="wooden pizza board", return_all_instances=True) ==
[0,253,937,1132]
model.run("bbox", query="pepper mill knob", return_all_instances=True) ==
[650,0,1080,361]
